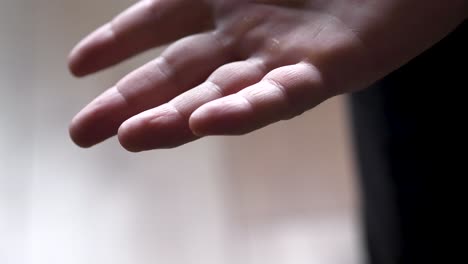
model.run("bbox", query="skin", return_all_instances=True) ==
[68,0,468,152]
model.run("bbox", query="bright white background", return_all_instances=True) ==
[1,1,365,264]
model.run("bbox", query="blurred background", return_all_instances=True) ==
[1,0,365,263]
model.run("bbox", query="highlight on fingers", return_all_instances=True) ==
[189,62,329,136]
[69,31,236,148]
[116,59,269,151]
[115,60,330,151]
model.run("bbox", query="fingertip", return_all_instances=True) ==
[68,87,131,149]
[188,109,208,137]
[68,47,88,78]
[189,104,220,137]
[117,120,144,153]
[117,105,197,151]
[67,30,99,77]
[67,24,118,77]
[68,116,95,149]
[189,96,254,136]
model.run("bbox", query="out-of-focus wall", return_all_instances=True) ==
[1,1,34,264]
[1,1,364,264]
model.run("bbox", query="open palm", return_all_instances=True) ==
[69,0,467,151]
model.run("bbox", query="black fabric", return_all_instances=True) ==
[350,21,467,264]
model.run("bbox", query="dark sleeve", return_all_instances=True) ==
[349,20,467,264]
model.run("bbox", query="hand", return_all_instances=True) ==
[68,0,467,152]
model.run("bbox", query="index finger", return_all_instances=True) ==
[68,0,213,77]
